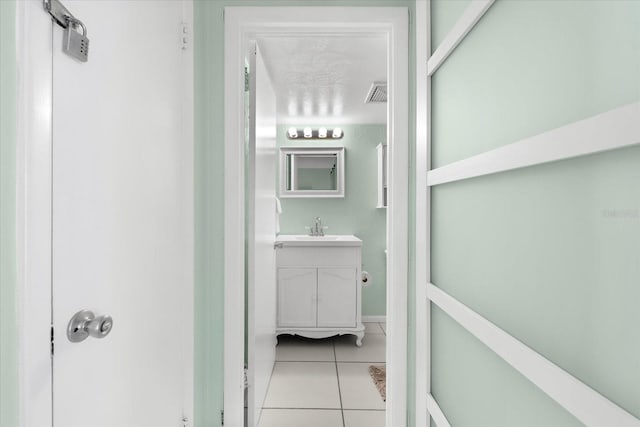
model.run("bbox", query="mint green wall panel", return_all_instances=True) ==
[195,1,416,425]
[432,0,640,168]
[194,3,225,425]
[430,0,471,53]
[277,125,387,316]
[432,307,583,427]
[431,146,640,419]
[0,1,18,426]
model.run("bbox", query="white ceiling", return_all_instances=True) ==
[257,35,387,125]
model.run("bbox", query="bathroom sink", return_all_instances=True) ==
[276,234,362,246]
[294,235,340,241]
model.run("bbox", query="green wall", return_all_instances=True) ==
[0,1,18,427]
[277,125,387,316]
[194,1,415,425]
[430,0,640,424]
[430,0,471,52]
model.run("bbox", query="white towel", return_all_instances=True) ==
[275,197,282,233]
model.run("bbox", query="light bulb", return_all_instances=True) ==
[332,128,342,138]
[303,127,312,138]
[288,127,298,138]
[318,127,327,138]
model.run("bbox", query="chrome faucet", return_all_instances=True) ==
[307,217,328,236]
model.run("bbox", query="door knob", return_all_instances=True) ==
[67,310,113,343]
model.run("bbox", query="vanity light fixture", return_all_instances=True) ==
[303,127,313,138]
[286,127,344,140]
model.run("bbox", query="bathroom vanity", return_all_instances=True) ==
[274,235,365,346]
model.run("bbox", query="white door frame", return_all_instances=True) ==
[224,7,409,427]
[15,2,54,425]
[415,1,430,425]
[14,1,194,425]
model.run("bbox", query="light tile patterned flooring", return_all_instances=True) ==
[258,322,387,427]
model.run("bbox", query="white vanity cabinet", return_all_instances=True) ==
[275,235,365,346]
[277,268,317,328]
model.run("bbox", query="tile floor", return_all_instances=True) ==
[258,322,387,427]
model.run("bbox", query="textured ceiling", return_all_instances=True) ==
[257,35,387,125]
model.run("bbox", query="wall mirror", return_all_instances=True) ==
[279,147,345,198]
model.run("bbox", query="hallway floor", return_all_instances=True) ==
[258,322,387,427]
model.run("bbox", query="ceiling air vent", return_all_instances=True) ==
[364,82,387,103]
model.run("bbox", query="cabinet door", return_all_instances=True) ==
[317,268,357,328]
[277,268,317,328]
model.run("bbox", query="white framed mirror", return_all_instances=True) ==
[279,147,345,198]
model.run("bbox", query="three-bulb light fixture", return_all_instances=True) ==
[287,127,343,140]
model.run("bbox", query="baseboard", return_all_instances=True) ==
[362,315,387,323]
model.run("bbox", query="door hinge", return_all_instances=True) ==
[181,416,189,427]
[220,410,224,426]
[180,22,189,50]
[50,325,55,357]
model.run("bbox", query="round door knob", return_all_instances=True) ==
[67,310,114,343]
[87,314,113,338]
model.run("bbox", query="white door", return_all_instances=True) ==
[277,268,318,328]
[317,268,357,327]
[51,2,192,426]
[247,42,278,427]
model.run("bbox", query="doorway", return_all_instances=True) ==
[224,7,409,427]
[252,33,388,426]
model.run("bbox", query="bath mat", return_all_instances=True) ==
[368,365,386,402]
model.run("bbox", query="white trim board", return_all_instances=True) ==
[415,1,430,426]
[16,2,54,425]
[427,283,640,427]
[427,102,640,187]
[427,393,452,427]
[427,0,494,76]
[180,0,195,420]
[224,7,409,427]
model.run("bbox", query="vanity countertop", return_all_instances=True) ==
[276,234,362,247]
